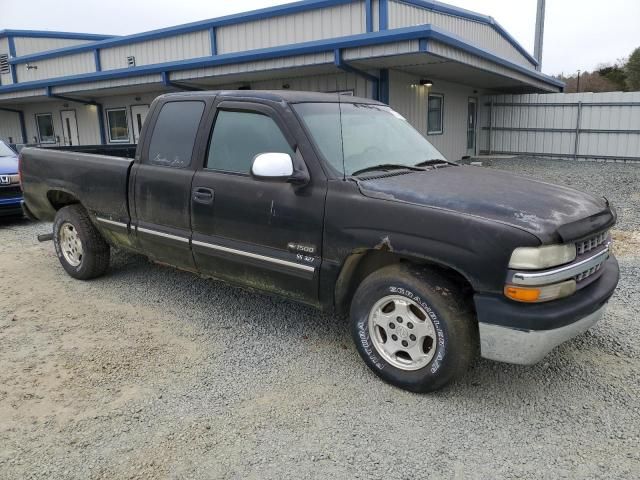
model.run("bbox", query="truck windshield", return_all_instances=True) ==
[293,102,447,176]
[0,141,16,157]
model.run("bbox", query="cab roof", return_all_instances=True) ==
[157,90,383,105]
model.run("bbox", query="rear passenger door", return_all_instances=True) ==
[190,100,327,305]
[131,97,211,270]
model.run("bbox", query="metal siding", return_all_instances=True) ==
[343,39,417,59]
[481,92,640,161]
[13,37,93,56]
[427,41,556,92]
[15,51,95,82]
[372,0,380,31]
[388,0,534,68]
[216,2,366,54]
[0,89,43,101]
[18,101,102,145]
[53,74,163,94]
[389,69,476,161]
[170,52,333,81]
[249,71,370,97]
[99,30,210,71]
[0,110,22,143]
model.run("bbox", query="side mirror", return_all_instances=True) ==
[251,152,294,180]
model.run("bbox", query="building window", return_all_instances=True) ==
[35,113,56,144]
[106,108,130,142]
[427,94,444,135]
[206,110,294,174]
[147,101,205,168]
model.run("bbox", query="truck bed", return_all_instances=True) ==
[20,146,135,223]
[47,144,138,159]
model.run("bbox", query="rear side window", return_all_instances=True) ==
[206,110,294,173]
[147,101,205,168]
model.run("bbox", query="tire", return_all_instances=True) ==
[350,264,477,393]
[52,205,110,280]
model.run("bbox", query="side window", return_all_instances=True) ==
[106,108,130,143]
[206,110,294,173]
[147,101,205,168]
[427,94,444,135]
[35,113,55,144]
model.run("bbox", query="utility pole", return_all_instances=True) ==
[577,70,581,92]
[534,0,546,71]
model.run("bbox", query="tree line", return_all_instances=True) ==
[555,47,640,93]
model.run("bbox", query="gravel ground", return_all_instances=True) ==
[1,157,639,479]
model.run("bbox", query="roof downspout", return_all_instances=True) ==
[0,107,27,144]
[7,35,18,84]
[333,49,380,101]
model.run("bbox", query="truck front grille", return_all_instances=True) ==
[576,231,608,256]
[575,262,604,283]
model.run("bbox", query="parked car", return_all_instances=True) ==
[0,140,23,218]
[19,91,619,392]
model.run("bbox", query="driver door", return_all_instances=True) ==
[190,100,327,305]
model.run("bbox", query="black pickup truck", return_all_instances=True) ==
[20,91,619,392]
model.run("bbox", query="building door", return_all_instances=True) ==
[60,110,79,146]
[130,104,150,144]
[467,97,477,156]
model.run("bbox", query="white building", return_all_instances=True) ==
[0,0,562,161]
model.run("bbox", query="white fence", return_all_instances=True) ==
[479,92,640,161]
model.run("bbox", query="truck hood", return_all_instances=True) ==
[357,166,612,242]
[0,155,18,175]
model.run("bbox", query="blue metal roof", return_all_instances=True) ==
[0,25,564,95]
[0,29,114,41]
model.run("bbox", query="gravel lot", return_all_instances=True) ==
[1,157,639,479]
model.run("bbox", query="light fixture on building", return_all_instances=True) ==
[410,79,434,88]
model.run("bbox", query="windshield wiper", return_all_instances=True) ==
[351,164,424,177]
[414,158,454,167]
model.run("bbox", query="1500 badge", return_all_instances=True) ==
[287,242,316,254]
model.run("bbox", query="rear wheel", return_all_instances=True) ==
[53,205,110,280]
[350,264,477,393]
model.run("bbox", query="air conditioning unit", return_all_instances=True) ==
[0,54,10,75]
[127,56,136,68]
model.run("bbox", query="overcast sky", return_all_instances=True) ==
[1,0,638,75]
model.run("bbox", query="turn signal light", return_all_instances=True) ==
[504,280,577,303]
[504,286,541,303]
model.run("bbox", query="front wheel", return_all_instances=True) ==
[53,205,110,280]
[350,264,477,393]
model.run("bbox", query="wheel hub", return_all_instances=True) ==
[59,222,83,267]
[368,295,437,371]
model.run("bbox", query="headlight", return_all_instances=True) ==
[504,280,577,303]
[509,244,576,270]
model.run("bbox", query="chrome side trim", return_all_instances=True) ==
[96,217,128,229]
[511,244,610,286]
[192,240,315,273]
[137,226,189,243]
[479,304,606,364]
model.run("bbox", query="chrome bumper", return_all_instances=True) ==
[479,304,606,365]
